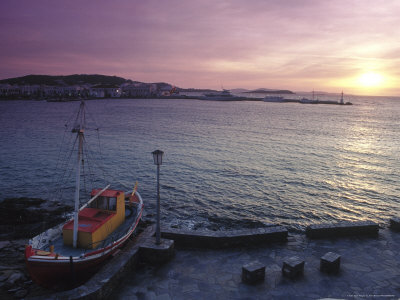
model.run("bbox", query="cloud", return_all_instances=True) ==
[1,0,400,94]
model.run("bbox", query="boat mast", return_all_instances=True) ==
[72,101,85,248]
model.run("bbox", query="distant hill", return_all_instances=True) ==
[229,88,249,93]
[0,74,133,86]
[178,88,217,93]
[243,88,295,94]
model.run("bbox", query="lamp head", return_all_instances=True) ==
[152,150,164,165]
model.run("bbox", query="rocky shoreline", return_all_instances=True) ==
[0,197,73,299]
[0,197,73,241]
[0,197,154,299]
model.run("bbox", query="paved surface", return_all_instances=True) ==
[113,228,400,300]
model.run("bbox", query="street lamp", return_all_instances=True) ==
[152,150,164,245]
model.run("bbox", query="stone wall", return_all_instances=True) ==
[161,226,288,248]
[305,221,379,239]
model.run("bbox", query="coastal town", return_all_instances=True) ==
[0,77,178,100]
[0,74,352,105]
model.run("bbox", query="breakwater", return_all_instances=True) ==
[161,226,288,248]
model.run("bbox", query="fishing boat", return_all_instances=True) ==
[24,100,144,288]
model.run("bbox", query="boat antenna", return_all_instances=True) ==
[72,100,85,248]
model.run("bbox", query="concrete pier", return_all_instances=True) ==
[114,228,400,299]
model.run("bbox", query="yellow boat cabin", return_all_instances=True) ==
[62,189,125,249]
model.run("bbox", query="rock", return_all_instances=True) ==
[0,241,11,250]
[14,288,28,298]
[0,265,20,271]
[0,274,8,282]
[4,271,25,288]
[23,280,33,286]
[17,257,25,264]
[0,197,73,240]
[0,269,15,279]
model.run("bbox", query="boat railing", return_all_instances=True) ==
[81,236,113,255]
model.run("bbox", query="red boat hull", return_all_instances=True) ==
[25,251,113,289]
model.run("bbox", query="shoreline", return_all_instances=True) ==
[0,96,353,105]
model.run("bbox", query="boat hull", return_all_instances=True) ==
[25,251,112,289]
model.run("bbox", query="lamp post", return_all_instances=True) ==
[152,150,164,245]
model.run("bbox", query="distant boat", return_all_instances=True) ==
[299,90,319,104]
[299,97,319,104]
[263,96,285,102]
[201,89,245,101]
[25,100,144,289]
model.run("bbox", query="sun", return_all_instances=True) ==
[358,72,384,87]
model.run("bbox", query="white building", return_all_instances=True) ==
[122,83,152,97]
[90,84,121,98]
[0,84,21,97]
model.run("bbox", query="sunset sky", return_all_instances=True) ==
[1,0,399,96]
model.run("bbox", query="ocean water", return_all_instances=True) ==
[0,96,399,232]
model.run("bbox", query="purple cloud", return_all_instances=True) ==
[1,0,399,95]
